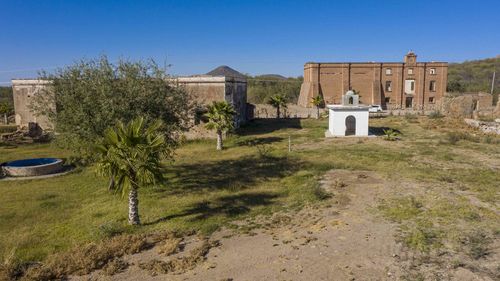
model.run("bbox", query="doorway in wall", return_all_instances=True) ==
[345,115,356,136]
[405,97,413,108]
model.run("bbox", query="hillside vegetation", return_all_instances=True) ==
[0,86,13,105]
[447,56,499,101]
[247,75,302,104]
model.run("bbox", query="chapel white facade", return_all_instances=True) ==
[325,90,370,137]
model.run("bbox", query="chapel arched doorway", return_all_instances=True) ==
[345,115,356,136]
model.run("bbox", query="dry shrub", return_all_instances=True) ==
[139,239,219,276]
[157,238,183,256]
[101,258,128,276]
[333,179,347,189]
[21,234,151,281]
[0,248,31,281]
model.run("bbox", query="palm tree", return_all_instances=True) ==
[95,117,169,225]
[311,95,323,119]
[205,101,236,150]
[268,95,287,119]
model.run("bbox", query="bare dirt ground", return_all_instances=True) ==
[72,170,404,281]
[71,168,498,281]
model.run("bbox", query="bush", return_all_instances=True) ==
[383,129,400,141]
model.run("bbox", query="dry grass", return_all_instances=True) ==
[19,234,150,280]
[139,239,219,276]
[157,237,183,256]
[101,258,129,276]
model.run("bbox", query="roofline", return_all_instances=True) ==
[304,61,448,65]
[11,79,52,85]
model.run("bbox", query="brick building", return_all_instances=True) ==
[298,52,448,110]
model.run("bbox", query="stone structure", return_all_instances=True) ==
[326,90,370,137]
[11,66,248,139]
[464,119,500,135]
[11,79,53,130]
[441,92,495,118]
[248,103,319,119]
[169,75,247,128]
[299,52,448,110]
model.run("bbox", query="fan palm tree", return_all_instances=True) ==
[268,95,287,119]
[205,101,236,150]
[311,95,323,119]
[95,117,169,225]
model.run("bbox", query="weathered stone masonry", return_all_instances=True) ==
[298,52,448,110]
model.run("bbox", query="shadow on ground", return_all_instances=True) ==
[369,126,402,136]
[234,136,284,147]
[156,155,302,196]
[146,192,279,225]
[237,118,302,136]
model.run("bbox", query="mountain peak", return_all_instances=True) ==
[206,65,245,78]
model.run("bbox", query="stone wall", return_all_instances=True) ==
[464,118,500,135]
[248,103,320,119]
[440,92,495,118]
[170,76,248,127]
[11,80,53,130]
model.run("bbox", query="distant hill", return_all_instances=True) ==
[448,56,499,102]
[254,74,288,80]
[206,65,246,79]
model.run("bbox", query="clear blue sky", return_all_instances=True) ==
[1,0,499,84]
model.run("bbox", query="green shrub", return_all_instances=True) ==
[404,221,442,252]
[383,129,400,141]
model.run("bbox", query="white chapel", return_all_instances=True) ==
[325,90,370,137]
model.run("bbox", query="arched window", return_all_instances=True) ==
[348,96,354,105]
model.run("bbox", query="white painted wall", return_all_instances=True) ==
[327,107,369,136]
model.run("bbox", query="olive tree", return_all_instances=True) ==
[32,56,193,160]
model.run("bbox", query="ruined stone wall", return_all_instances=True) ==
[440,92,495,118]
[12,80,54,130]
[249,103,319,119]
[173,76,248,127]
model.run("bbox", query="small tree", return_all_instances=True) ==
[0,102,13,124]
[96,117,170,225]
[311,95,323,119]
[205,101,236,150]
[31,56,192,160]
[268,94,287,119]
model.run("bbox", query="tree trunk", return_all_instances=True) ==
[316,106,320,119]
[108,176,115,190]
[276,106,280,119]
[216,130,223,150]
[128,186,140,225]
[3,113,7,124]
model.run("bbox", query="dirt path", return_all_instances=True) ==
[73,170,404,281]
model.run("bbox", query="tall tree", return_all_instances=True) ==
[204,101,236,150]
[31,56,193,160]
[268,94,287,119]
[95,117,170,225]
[311,95,323,119]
